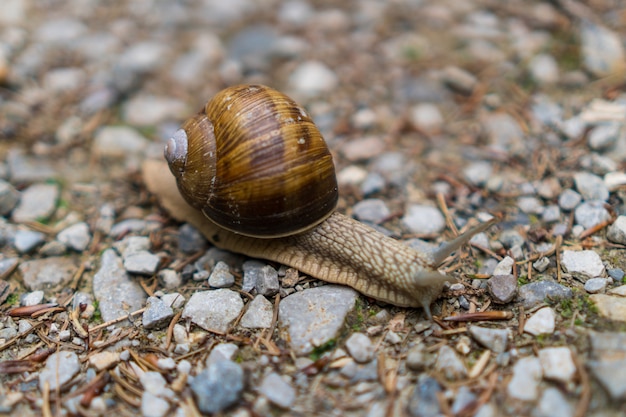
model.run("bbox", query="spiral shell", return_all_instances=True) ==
[165,84,338,238]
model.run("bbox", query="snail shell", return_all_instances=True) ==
[165,84,338,238]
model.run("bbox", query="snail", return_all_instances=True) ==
[142,84,494,319]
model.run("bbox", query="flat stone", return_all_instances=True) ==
[6,151,56,184]
[255,264,279,296]
[56,222,91,251]
[143,296,174,330]
[487,275,517,304]
[89,351,120,371]
[93,249,146,323]
[574,172,609,201]
[435,345,467,381]
[190,360,244,414]
[584,277,608,294]
[589,294,626,322]
[561,250,604,281]
[279,285,358,355]
[11,183,58,223]
[93,126,150,158]
[240,295,273,329]
[206,343,239,367]
[402,205,445,235]
[0,180,19,216]
[507,356,542,401]
[352,199,390,224]
[19,256,77,291]
[39,351,80,390]
[538,346,576,384]
[13,230,45,254]
[182,289,244,333]
[407,374,442,417]
[468,326,509,353]
[20,290,44,306]
[208,261,235,288]
[574,201,611,229]
[607,215,626,245]
[524,307,556,336]
[124,251,160,275]
[345,333,375,363]
[535,387,575,417]
[258,372,296,409]
[588,358,626,400]
[518,280,573,309]
[493,256,515,276]
[141,392,169,417]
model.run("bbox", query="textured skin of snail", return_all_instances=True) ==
[144,84,494,318]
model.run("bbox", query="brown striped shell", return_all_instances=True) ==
[164,84,338,238]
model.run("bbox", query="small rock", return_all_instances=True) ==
[435,345,467,381]
[561,250,604,281]
[89,351,120,371]
[160,293,185,309]
[19,256,77,291]
[208,261,235,288]
[533,257,551,273]
[407,375,442,417]
[605,172,626,192]
[341,136,386,162]
[468,326,509,353]
[558,189,582,211]
[507,356,543,401]
[345,333,375,363]
[493,256,514,276]
[535,387,575,417]
[39,351,80,390]
[580,21,625,77]
[11,183,59,223]
[259,372,296,409]
[93,126,150,158]
[607,268,625,282]
[574,172,609,202]
[182,290,244,333]
[518,196,544,215]
[141,392,169,417]
[442,65,477,94]
[524,307,556,336]
[143,297,174,330]
[124,251,160,275]
[588,357,626,400]
[409,103,444,133]
[589,122,621,150]
[482,112,525,156]
[255,265,279,296]
[158,269,183,290]
[361,173,385,196]
[574,201,611,229]
[528,53,559,85]
[279,285,358,355]
[487,275,517,304]
[288,60,338,97]
[122,94,187,126]
[352,199,390,224]
[190,360,244,414]
[240,295,273,329]
[0,180,19,215]
[337,165,368,186]
[21,290,44,306]
[607,216,626,245]
[6,151,56,184]
[450,386,477,416]
[538,346,576,384]
[584,278,608,294]
[402,205,445,235]
[207,343,239,367]
[56,222,91,251]
[463,161,493,187]
[13,230,45,254]
[177,223,207,254]
[242,260,266,293]
[589,294,626,322]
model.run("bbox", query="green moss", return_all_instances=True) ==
[5,293,19,306]
[309,339,336,361]
[517,275,529,286]
[91,300,102,323]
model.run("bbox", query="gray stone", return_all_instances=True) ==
[588,358,626,400]
[178,223,207,254]
[409,103,443,133]
[255,265,279,296]
[580,21,625,77]
[534,387,575,417]
[487,275,517,304]
[21,290,44,306]
[450,386,477,416]
[483,112,525,156]
[39,240,67,256]
[517,196,544,215]
[93,249,146,322]
[402,205,445,235]
[11,183,58,223]
[407,374,442,417]
[538,346,576,384]
[493,256,514,275]
[259,372,296,409]
[182,289,244,333]
[528,53,559,85]
[242,260,265,292]
[584,277,608,294]
[13,230,45,253]
[19,256,77,291]
[6,151,56,184]
[518,280,573,309]
[507,356,542,401]
[406,344,432,371]
[115,236,151,258]
[141,392,169,417]
[93,126,150,158]
[574,200,611,229]
[158,269,183,290]
[352,199,390,224]
[608,268,625,282]
[541,205,561,223]
[589,122,621,150]
[288,60,338,97]
[533,257,550,273]
[561,250,604,281]
[345,333,375,363]
[524,307,556,336]
[39,351,80,390]
[109,219,149,238]
[122,94,187,126]
[0,180,19,215]
[442,65,477,94]
[143,297,174,330]
[279,285,358,355]
[124,251,160,276]
[341,136,386,161]
[57,222,91,251]
[468,326,509,353]
[240,295,273,329]
[160,292,185,309]
[463,161,493,187]
[208,261,235,288]
[207,343,239,367]
[558,189,581,211]
[607,215,626,245]
[190,360,244,414]
[435,345,467,381]
[574,172,609,202]
[605,171,626,192]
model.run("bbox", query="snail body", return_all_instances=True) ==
[146,84,493,318]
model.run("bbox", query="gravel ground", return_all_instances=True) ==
[1,0,626,416]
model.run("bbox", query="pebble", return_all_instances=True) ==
[190,360,244,414]
[88,351,120,371]
[361,172,386,196]
[122,94,187,126]
[589,122,621,151]
[39,351,80,391]
[507,356,543,401]
[435,345,467,381]
[0,180,19,215]
[337,165,368,186]
[208,261,235,288]
[468,326,509,353]
[143,297,174,330]
[517,196,544,215]
[242,260,268,293]
[240,295,273,329]
[463,161,493,187]
[21,290,44,306]
[558,189,581,211]
[158,269,183,290]
[607,268,625,282]
[207,343,239,366]
[560,250,604,281]
[580,21,625,77]
[533,256,550,273]
[345,333,375,363]
[402,205,445,235]
[406,344,432,371]
[13,229,45,254]
[288,60,338,97]
[93,126,150,158]
[528,53,559,85]
[182,289,244,333]
[573,172,609,202]
[352,199,390,224]
[589,294,626,322]
[177,223,207,254]
[278,285,358,355]
[588,357,626,400]
[524,307,556,336]
[584,278,608,294]
[6,151,56,184]
[574,200,611,229]
[409,103,444,133]
[124,251,161,276]
[141,392,169,417]
[255,264,280,296]
[341,136,386,161]
[535,387,575,417]
[11,183,59,223]
[482,113,525,156]
[110,219,150,238]
[160,293,185,309]
[607,215,626,245]
[492,256,514,276]
[56,222,91,251]
[407,375,442,417]
[541,205,560,223]
[441,65,477,94]
[605,171,626,191]
[258,372,296,409]
[93,249,146,322]
[450,386,477,416]
[487,274,517,304]
[538,346,576,384]
[19,256,77,291]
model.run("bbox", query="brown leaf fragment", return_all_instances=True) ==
[443,311,513,322]
[80,372,110,408]
[0,360,37,374]
[7,303,59,317]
